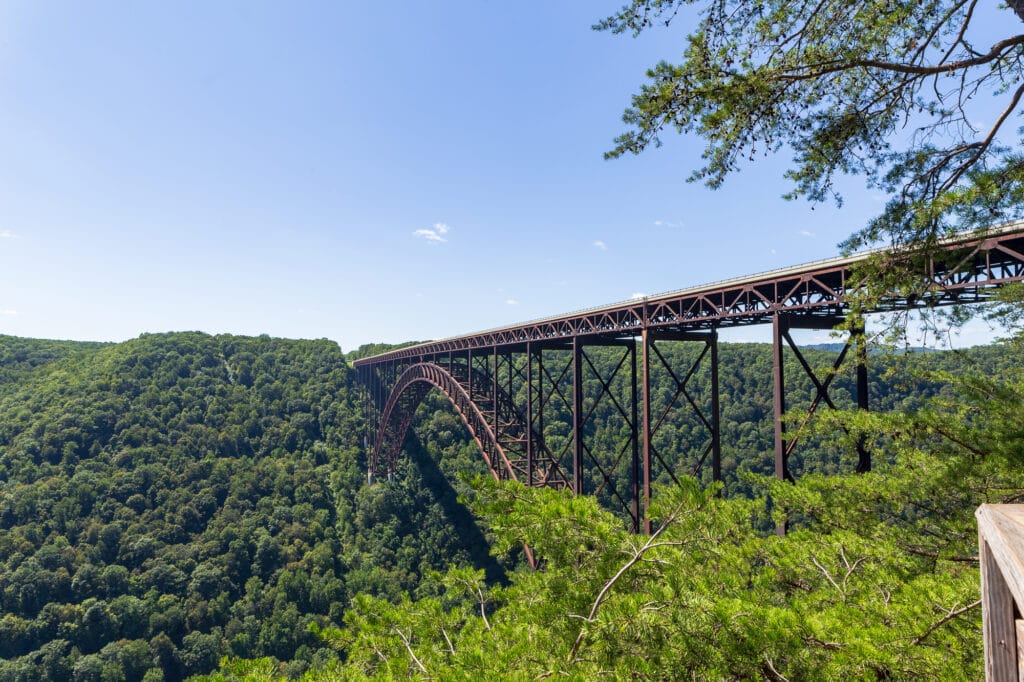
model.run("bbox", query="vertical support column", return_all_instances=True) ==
[629,340,640,533]
[710,329,722,486]
[507,351,514,438]
[467,349,473,401]
[492,346,498,448]
[772,313,790,484]
[526,342,534,486]
[537,348,545,475]
[361,367,372,485]
[854,320,871,473]
[772,315,787,536]
[572,336,584,496]
[641,329,653,535]
[374,366,380,418]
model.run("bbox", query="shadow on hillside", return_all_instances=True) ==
[404,431,509,585]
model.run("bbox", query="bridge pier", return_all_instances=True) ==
[641,329,721,533]
[355,221,1024,534]
[771,313,871,533]
[572,338,584,496]
[360,319,870,535]
[566,338,643,531]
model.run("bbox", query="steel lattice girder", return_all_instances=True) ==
[356,223,1024,533]
[354,225,1024,366]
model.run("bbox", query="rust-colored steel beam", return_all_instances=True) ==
[372,362,517,482]
[572,337,584,495]
[354,223,1024,366]
[526,343,534,486]
[639,330,722,531]
[356,223,1024,535]
[710,330,721,485]
[629,341,640,532]
[641,329,653,535]
[854,319,871,473]
[772,313,790,485]
[574,340,642,530]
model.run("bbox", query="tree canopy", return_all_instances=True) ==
[599,0,1024,253]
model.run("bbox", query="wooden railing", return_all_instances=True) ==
[977,505,1024,680]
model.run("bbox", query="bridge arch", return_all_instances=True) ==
[371,362,516,482]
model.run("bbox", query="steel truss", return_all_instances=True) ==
[354,224,1024,533]
[641,330,721,534]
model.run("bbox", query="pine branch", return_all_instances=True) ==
[1008,0,1024,24]
[567,499,701,661]
[779,35,1024,80]
[910,600,982,646]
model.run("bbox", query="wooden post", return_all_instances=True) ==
[976,504,1024,681]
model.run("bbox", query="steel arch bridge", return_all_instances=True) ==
[354,222,1024,533]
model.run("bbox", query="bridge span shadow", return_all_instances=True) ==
[402,429,510,585]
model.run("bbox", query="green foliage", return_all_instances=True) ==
[0,335,107,387]
[454,341,1019,527]
[598,0,1024,252]
[204,337,1024,680]
[213,435,1016,680]
[4,331,1020,680]
[0,333,497,680]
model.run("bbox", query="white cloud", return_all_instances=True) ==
[0,309,17,315]
[0,230,17,239]
[800,230,816,238]
[413,222,450,243]
[631,292,647,300]
[505,298,519,305]
[593,240,607,250]
[653,219,683,229]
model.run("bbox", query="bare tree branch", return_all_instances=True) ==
[779,34,1024,81]
[393,627,428,675]
[939,81,1024,192]
[567,499,702,661]
[910,600,981,646]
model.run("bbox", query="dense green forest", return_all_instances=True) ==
[0,334,495,680]
[0,332,1020,679]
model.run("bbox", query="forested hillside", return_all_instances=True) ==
[0,333,1020,680]
[0,334,495,680]
[208,339,1024,681]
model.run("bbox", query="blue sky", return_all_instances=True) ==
[0,2,1008,350]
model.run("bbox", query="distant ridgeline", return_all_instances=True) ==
[0,332,1016,679]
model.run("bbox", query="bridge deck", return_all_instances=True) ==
[355,221,1024,532]
[354,221,1024,366]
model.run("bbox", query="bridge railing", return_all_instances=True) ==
[977,504,1024,680]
